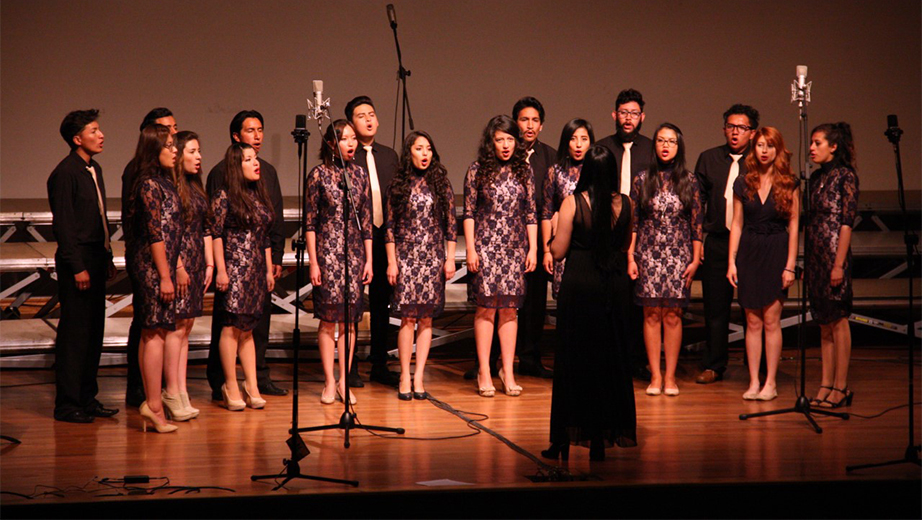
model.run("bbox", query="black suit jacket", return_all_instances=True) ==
[597,133,653,193]
[528,140,557,218]
[354,141,399,233]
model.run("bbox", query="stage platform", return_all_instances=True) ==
[1,345,919,518]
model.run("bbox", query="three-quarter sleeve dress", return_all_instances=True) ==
[175,186,213,320]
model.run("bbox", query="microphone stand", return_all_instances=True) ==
[847,118,921,471]
[389,7,415,148]
[298,121,405,448]
[740,74,849,431]
[251,118,358,489]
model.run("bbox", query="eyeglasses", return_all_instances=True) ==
[655,138,678,147]
[617,110,642,120]
[724,123,752,133]
[164,143,177,150]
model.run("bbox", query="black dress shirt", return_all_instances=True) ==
[695,144,750,236]
[206,157,285,266]
[597,133,653,193]
[527,140,557,219]
[47,150,111,273]
[353,141,399,231]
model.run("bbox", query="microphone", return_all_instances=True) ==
[295,114,306,131]
[307,80,330,123]
[885,114,903,144]
[291,113,308,145]
[387,4,397,28]
[791,65,811,107]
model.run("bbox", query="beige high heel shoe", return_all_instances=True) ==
[179,392,200,418]
[222,384,246,411]
[161,390,195,421]
[243,382,266,409]
[139,401,178,433]
[498,370,522,397]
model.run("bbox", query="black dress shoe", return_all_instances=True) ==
[211,389,223,401]
[55,410,95,424]
[517,363,553,378]
[86,404,119,418]
[258,380,289,396]
[347,365,365,388]
[370,365,400,387]
[412,391,429,400]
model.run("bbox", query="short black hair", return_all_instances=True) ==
[60,109,99,150]
[723,104,760,130]
[345,96,375,122]
[512,96,545,123]
[229,110,264,143]
[615,89,645,111]
[139,107,173,131]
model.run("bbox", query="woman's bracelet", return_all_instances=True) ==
[784,268,796,274]
[206,264,214,268]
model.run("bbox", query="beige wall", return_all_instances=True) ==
[2,0,919,200]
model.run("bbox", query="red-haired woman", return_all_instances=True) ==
[727,127,799,401]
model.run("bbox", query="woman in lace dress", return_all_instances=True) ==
[463,115,538,397]
[627,123,703,398]
[541,119,594,299]
[806,122,859,408]
[125,124,182,432]
[162,131,213,420]
[305,120,373,405]
[212,143,275,411]
[385,131,456,400]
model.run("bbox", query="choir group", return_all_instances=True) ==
[47,89,859,460]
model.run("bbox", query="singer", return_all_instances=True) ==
[385,131,456,400]
[727,127,799,401]
[693,104,760,385]
[806,122,859,409]
[124,124,182,432]
[627,123,703,398]
[305,120,373,406]
[463,115,538,398]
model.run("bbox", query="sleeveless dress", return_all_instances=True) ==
[550,193,637,449]
[733,175,792,309]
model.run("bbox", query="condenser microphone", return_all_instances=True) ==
[796,65,808,90]
[295,114,306,131]
[308,80,330,122]
[791,65,811,106]
[387,4,397,28]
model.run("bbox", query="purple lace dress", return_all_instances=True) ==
[463,162,537,309]
[630,169,703,308]
[126,175,183,330]
[386,174,457,318]
[305,162,373,323]
[175,186,212,320]
[805,162,859,324]
[542,162,582,298]
[212,188,273,331]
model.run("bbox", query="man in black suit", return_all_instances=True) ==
[122,107,177,408]
[346,96,400,387]
[205,110,288,399]
[596,88,654,381]
[48,109,119,423]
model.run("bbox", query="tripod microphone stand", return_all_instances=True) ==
[387,3,415,148]
[298,116,405,448]
[251,114,357,489]
[847,115,921,471]
[740,65,848,432]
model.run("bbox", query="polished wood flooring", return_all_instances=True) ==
[1,346,919,515]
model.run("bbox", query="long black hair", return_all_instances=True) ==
[639,122,695,216]
[319,119,354,167]
[555,118,595,168]
[390,131,452,231]
[127,124,173,237]
[224,142,274,225]
[474,115,530,188]
[573,145,621,273]
[811,122,857,170]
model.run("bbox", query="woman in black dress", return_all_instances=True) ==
[385,131,456,400]
[212,143,275,411]
[545,145,636,462]
[541,119,594,298]
[305,120,373,405]
[463,115,538,397]
[806,123,859,408]
[727,127,799,401]
[161,131,213,420]
[126,124,181,433]
[627,123,703,397]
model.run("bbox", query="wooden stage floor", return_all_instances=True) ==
[1,345,920,518]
